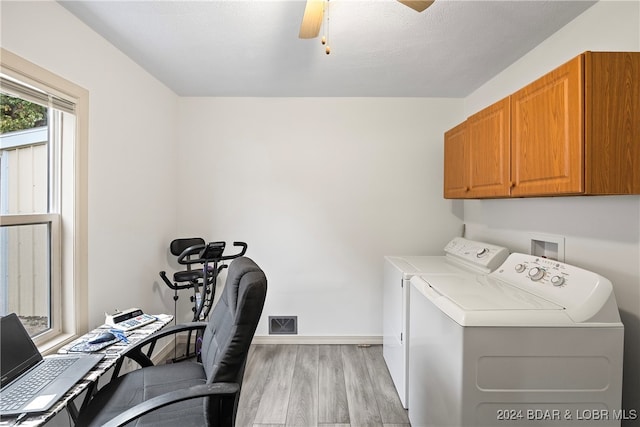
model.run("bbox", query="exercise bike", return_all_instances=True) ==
[160,239,248,322]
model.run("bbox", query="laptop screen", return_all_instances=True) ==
[1,313,43,388]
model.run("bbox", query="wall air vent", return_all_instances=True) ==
[268,316,298,335]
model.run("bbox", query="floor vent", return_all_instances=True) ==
[269,316,297,335]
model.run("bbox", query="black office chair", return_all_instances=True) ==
[77,257,267,427]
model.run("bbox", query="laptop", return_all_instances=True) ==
[0,313,104,416]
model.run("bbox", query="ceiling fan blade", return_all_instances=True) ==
[299,0,324,39]
[398,0,435,12]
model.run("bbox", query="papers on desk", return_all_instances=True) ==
[155,314,174,323]
[60,314,174,356]
[68,336,119,353]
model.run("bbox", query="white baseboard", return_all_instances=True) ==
[251,335,382,345]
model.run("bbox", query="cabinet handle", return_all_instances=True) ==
[510,182,516,188]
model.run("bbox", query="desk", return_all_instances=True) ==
[0,315,173,427]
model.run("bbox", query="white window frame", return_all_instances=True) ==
[0,48,88,354]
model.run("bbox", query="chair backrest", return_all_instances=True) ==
[201,256,266,383]
[198,256,266,426]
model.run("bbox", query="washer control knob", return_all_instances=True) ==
[515,263,526,273]
[551,275,565,287]
[528,267,545,281]
[476,248,489,258]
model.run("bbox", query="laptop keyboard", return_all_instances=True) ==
[0,358,77,412]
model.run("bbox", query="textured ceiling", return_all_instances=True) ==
[59,0,597,97]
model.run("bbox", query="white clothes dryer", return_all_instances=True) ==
[408,253,624,427]
[383,237,509,408]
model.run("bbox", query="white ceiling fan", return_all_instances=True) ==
[299,0,435,39]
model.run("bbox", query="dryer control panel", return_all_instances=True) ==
[444,237,509,274]
[490,253,618,323]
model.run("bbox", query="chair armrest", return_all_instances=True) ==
[100,382,240,427]
[113,322,208,376]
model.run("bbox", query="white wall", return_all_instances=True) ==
[462,0,640,421]
[0,1,467,338]
[0,0,182,329]
[2,0,638,420]
[177,97,464,337]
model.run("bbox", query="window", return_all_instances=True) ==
[0,49,88,352]
[1,92,60,338]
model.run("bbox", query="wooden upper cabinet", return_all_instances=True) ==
[584,52,640,194]
[511,55,583,196]
[443,51,640,199]
[443,121,469,198]
[467,97,511,198]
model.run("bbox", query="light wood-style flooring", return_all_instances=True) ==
[237,344,410,427]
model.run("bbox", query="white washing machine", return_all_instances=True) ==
[408,253,624,427]
[383,237,509,408]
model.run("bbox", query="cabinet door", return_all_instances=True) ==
[443,121,468,198]
[467,97,511,198]
[511,55,584,196]
[585,51,640,194]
